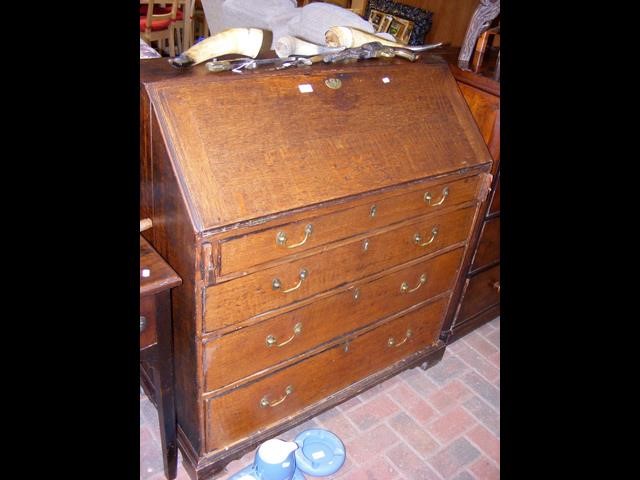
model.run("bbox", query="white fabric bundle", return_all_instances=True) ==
[202,0,388,49]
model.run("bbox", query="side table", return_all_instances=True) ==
[140,235,182,479]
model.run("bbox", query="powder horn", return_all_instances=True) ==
[325,26,443,52]
[274,35,345,58]
[169,28,273,68]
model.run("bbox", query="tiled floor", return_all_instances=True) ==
[140,317,500,480]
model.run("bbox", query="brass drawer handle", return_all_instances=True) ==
[493,281,500,293]
[370,204,377,217]
[400,274,427,293]
[260,385,294,408]
[276,224,313,249]
[272,269,308,293]
[388,329,413,347]
[424,186,449,206]
[413,226,439,247]
[266,323,302,347]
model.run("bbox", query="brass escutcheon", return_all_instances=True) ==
[325,78,342,89]
[370,205,377,217]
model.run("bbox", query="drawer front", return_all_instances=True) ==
[457,264,500,323]
[218,175,481,277]
[140,295,157,349]
[470,217,500,271]
[203,248,463,392]
[205,298,447,452]
[487,173,499,216]
[204,205,475,332]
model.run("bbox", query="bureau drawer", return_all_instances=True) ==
[204,298,446,452]
[140,295,157,349]
[203,248,463,392]
[470,217,500,271]
[456,264,500,324]
[204,205,475,331]
[217,176,481,277]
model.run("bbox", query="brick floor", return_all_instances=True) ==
[140,317,500,479]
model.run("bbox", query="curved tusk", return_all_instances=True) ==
[274,35,345,58]
[169,28,273,68]
[325,26,443,52]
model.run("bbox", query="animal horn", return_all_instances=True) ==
[325,26,443,52]
[169,28,273,68]
[274,35,345,58]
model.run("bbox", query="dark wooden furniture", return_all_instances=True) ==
[140,235,182,480]
[438,47,500,342]
[140,55,492,479]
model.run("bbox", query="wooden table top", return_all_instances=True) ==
[140,235,182,297]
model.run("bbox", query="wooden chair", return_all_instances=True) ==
[300,0,367,16]
[140,0,178,57]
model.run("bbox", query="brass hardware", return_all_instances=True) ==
[140,316,147,333]
[325,78,342,89]
[370,205,377,217]
[276,224,313,249]
[400,273,427,294]
[343,341,350,352]
[413,226,439,247]
[387,328,413,347]
[493,281,500,293]
[353,288,360,301]
[272,269,309,293]
[265,322,303,348]
[424,186,449,206]
[260,385,294,408]
[362,239,370,251]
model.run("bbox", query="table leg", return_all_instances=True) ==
[183,0,195,50]
[154,291,178,479]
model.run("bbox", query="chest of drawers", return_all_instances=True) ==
[140,56,492,479]
[439,58,501,342]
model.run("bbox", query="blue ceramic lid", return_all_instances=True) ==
[294,429,346,477]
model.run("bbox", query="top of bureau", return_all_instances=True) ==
[142,57,492,233]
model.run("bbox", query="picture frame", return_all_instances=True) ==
[368,9,383,29]
[387,17,414,44]
[377,14,394,34]
[365,0,433,46]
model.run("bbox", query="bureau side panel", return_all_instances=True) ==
[150,112,202,454]
[140,88,153,231]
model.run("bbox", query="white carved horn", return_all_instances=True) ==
[325,26,443,52]
[274,35,345,58]
[170,28,273,67]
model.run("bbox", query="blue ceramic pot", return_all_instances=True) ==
[253,439,298,480]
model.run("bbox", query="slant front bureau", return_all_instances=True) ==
[140,55,493,479]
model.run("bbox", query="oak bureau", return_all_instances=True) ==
[140,55,493,479]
